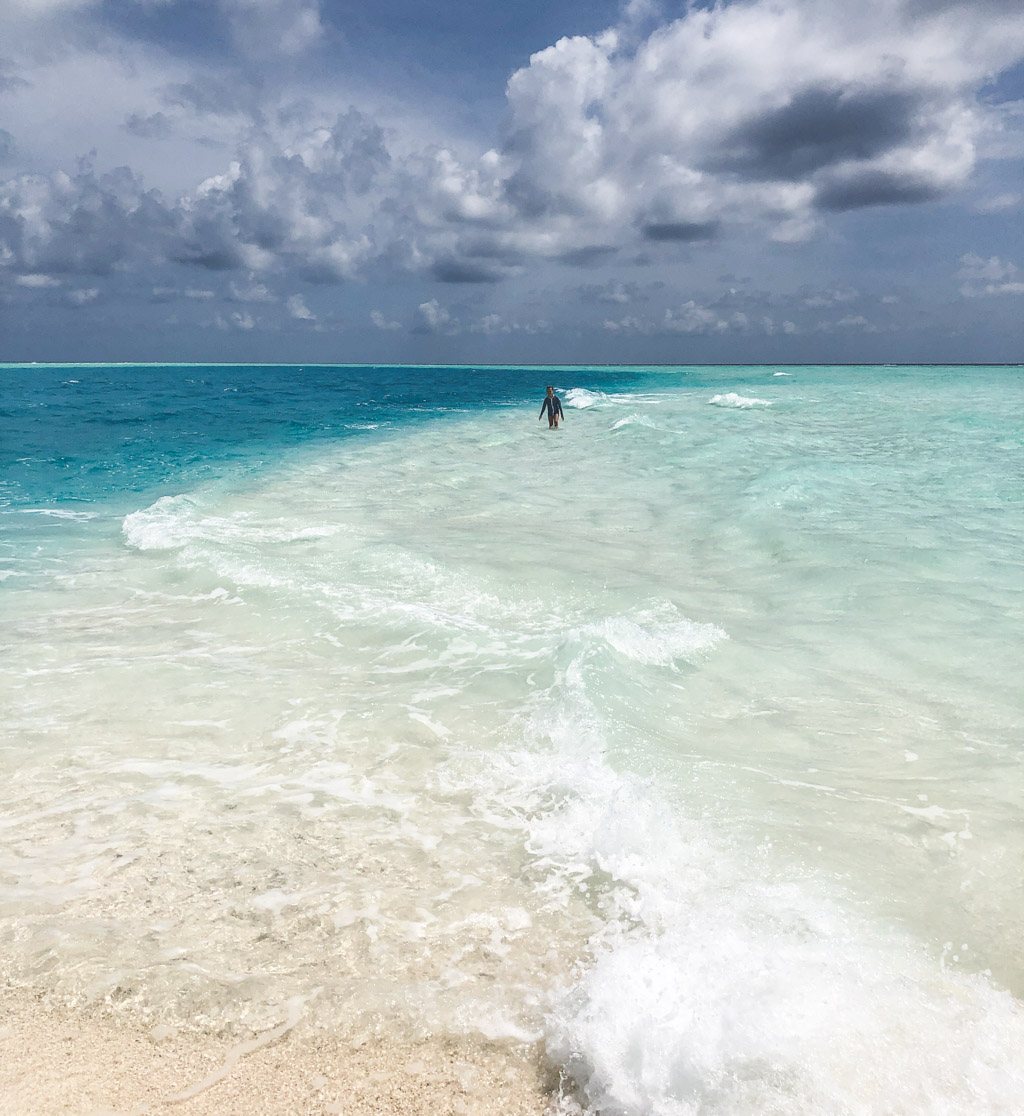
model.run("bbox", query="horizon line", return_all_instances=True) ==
[2,361,1022,370]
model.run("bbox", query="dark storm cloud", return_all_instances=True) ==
[708,86,922,182]
[124,112,175,140]
[0,129,15,162]
[170,239,247,270]
[0,58,28,94]
[640,220,720,242]
[430,258,504,283]
[0,161,172,277]
[162,77,260,116]
[557,245,618,265]
[815,169,944,210]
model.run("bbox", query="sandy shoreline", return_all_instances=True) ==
[0,989,557,1116]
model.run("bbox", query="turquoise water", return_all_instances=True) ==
[2,364,1023,1112]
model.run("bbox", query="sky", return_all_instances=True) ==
[1,0,1022,364]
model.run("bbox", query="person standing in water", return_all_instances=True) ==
[539,386,564,429]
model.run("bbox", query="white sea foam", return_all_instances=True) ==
[708,392,772,408]
[121,494,202,550]
[609,413,657,431]
[584,606,726,666]
[550,893,1024,1114]
[20,507,97,520]
[122,494,338,552]
[508,662,1024,1115]
[564,387,611,409]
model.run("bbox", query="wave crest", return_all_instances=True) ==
[709,393,772,408]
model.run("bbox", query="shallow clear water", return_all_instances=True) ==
[2,364,1023,1112]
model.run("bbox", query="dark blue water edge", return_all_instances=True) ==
[1,362,1019,510]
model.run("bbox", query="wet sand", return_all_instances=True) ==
[0,990,555,1116]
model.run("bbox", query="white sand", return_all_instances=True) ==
[0,991,556,1115]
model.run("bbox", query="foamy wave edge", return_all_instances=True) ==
[509,660,1024,1114]
[122,494,337,552]
[708,392,772,408]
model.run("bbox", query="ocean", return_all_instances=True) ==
[1,363,1022,1113]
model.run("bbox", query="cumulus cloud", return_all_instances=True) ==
[489,0,1024,251]
[286,293,315,320]
[229,279,275,302]
[603,300,778,335]
[171,109,388,279]
[663,301,748,334]
[958,253,1024,296]
[468,312,550,335]
[216,309,255,330]
[1,0,1022,318]
[0,158,169,276]
[414,299,457,334]
[803,287,859,308]
[602,315,648,333]
[370,309,401,331]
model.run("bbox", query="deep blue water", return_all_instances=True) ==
[0,364,671,509]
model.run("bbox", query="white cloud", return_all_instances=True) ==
[958,252,1024,296]
[490,0,1024,252]
[1,0,1022,315]
[603,315,649,333]
[286,293,315,321]
[974,192,1021,214]
[468,312,550,335]
[219,0,323,58]
[230,279,275,302]
[474,313,507,335]
[415,299,457,334]
[370,309,401,331]
[604,301,775,335]
[15,273,61,287]
[66,286,98,304]
[216,309,256,330]
[803,288,859,308]
[663,302,734,334]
